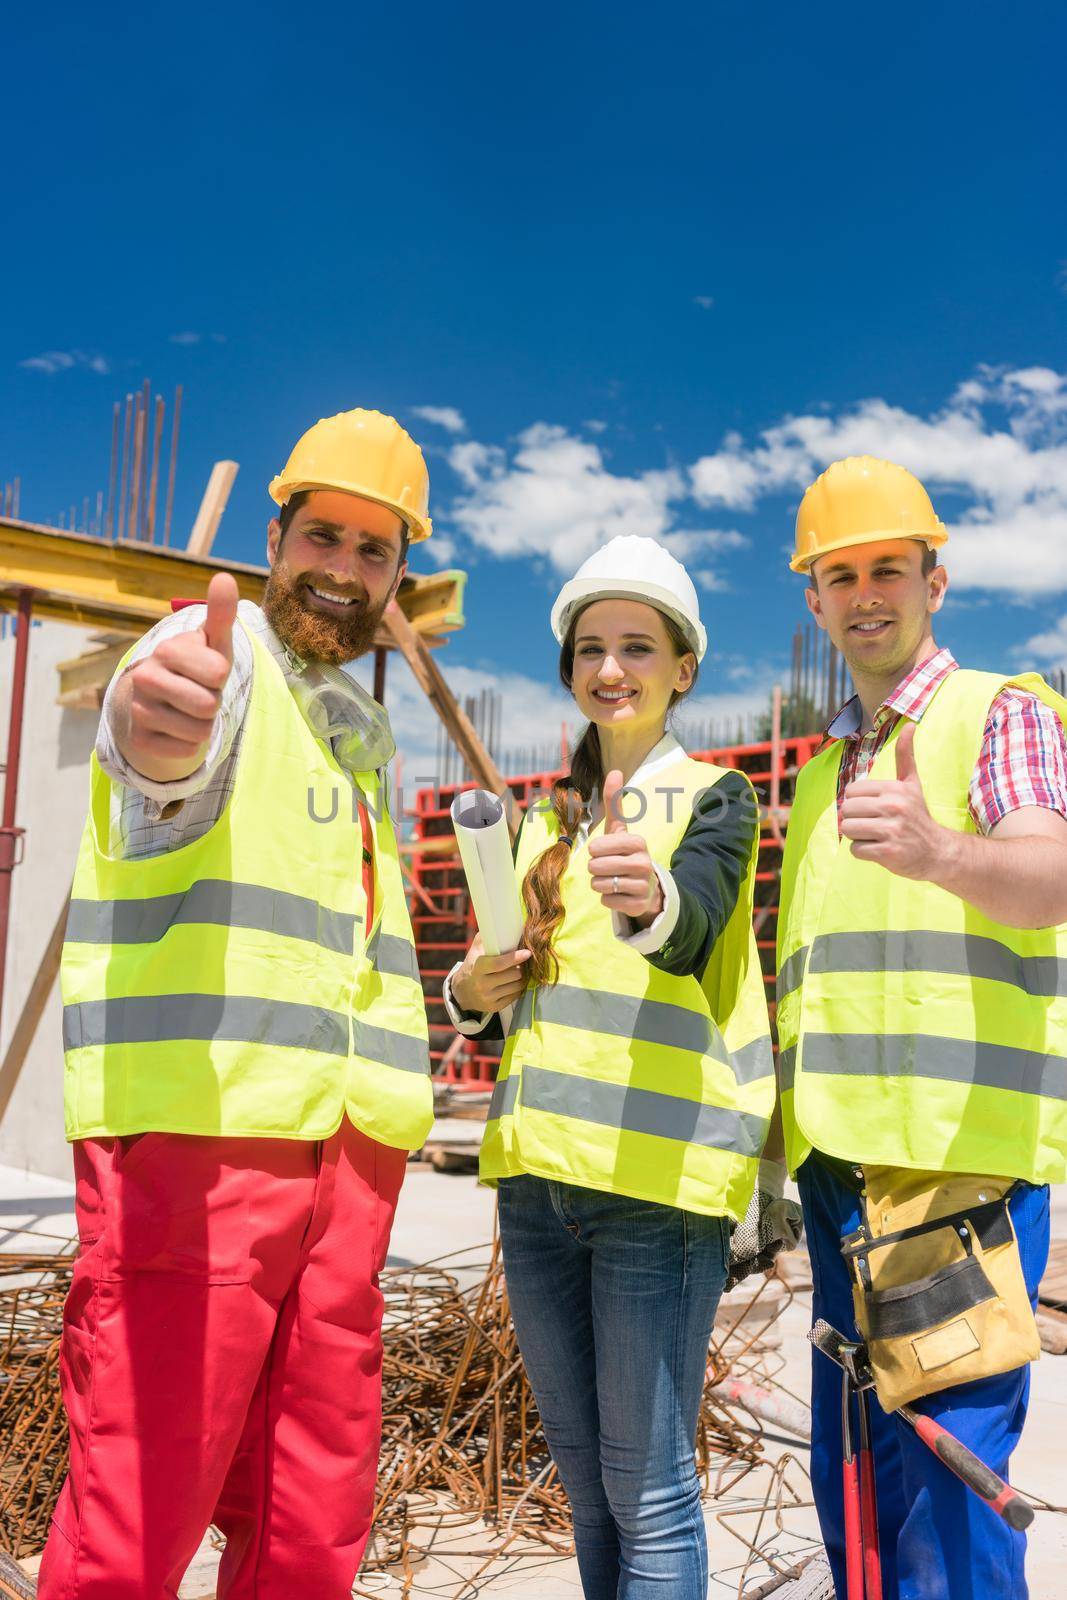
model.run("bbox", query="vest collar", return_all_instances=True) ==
[826,646,958,740]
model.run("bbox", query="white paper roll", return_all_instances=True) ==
[450,789,524,956]
[450,789,526,1037]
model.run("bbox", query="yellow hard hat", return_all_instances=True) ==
[791,455,946,574]
[269,409,432,542]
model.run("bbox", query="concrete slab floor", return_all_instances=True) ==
[4,1159,1066,1595]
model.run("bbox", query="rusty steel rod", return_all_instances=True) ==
[0,590,35,1046]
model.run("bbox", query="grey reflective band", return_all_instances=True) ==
[806,929,1067,999]
[63,994,349,1055]
[352,1020,430,1075]
[521,1064,767,1156]
[66,880,359,956]
[488,1072,519,1120]
[777,1046,796,1093]
[731,1036,775,1084]
[365,925,421,982]
[519,984,730,1062]
[507,989,534,1034]
[801,1032,1067,1102]
[776,946,809,1005]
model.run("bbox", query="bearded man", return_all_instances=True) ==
[39,411,435,1599]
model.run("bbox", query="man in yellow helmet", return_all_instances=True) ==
[39,411,435,1599]
[777,456,1067,1599]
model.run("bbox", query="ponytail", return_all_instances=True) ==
[521,724,600,987]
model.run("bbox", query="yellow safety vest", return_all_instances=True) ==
[480,756,775,1220]
[61,623,433,1150]
[777,668,1067,1184]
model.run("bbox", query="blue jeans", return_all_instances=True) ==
[497,1175,730,1599]
[798,1157,1050,1600]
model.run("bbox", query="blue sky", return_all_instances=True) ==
[4,2,1066,775]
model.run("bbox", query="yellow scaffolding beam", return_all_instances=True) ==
[0,518,466,640]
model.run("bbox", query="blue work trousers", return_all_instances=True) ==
[798,1157,1050,1600]
[497,1174,731,1599]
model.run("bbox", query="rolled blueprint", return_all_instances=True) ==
[450,789,525,1035]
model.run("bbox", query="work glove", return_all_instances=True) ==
[726,1159,804,1292]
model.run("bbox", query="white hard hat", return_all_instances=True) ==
[550,535,707,661]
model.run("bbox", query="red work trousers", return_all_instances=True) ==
[37,1117,407,1599]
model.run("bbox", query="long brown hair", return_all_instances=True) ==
[521,606,698,986]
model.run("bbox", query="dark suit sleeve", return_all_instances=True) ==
[645,771,758,978]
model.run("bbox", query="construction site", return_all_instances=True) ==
[2,384,1067,1600]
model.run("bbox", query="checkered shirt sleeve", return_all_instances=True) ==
[95,605,255,859]
[969,688,1067,835]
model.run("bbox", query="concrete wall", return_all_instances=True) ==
[0,618,100,1179]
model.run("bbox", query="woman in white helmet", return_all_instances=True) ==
[446,537,789,1599]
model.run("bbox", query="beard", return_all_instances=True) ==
[262,563,389,665]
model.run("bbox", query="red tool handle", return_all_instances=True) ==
[843,1453,865,1600]
[899,1407,1033,1531]
[859,1445,883,1600]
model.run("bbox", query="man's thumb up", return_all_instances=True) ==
[895,721,920,784]
[603,769,629,834]
[203,572,238,669]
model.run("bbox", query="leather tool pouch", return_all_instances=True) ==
[840,1169,1039,1412]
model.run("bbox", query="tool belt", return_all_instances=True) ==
[840,1168,1039,1412]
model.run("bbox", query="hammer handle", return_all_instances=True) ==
[899,1406,1034,1531]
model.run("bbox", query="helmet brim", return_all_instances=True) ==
[267,475,432,542]
[551,576,707,661]
[791,526,947,574]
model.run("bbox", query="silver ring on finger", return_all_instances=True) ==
[612,875,619,896]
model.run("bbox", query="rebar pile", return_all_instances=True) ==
[0,1244,800,1587]
[0,1255,73,1556]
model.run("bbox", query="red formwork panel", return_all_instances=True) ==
[406,735,825,1087]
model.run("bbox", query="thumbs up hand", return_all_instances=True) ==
[587,769,664,922]
[839,721,943,880]
[120,572,239,778]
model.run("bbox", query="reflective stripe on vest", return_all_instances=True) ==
[64,994,349,1054]
[781,931,1067,1000]
[65,880,361,954]
[776,667,1067,1183]
[518,1064,769,1156]
[512,984,775,1084]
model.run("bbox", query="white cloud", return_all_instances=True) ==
[417,532,457,568]
[447,439,506,490]
[693,295,715,310]
[411,405,467,435]
[19,349,109,375]
[169,331,227,346]
[1015,612,1067,666]
[448,423,685,573]
[583,419,608,434]
[689,366,1067,596]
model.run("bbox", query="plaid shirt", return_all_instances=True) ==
[829,647,1067,835]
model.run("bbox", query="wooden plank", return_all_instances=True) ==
[56,637,131,707]
[0,519,466,646]
[380,600,518,836]
[0,895,69,1127]
[0,519,268,630]
[186,460,239,556]
[1039,1241,1067,1309]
